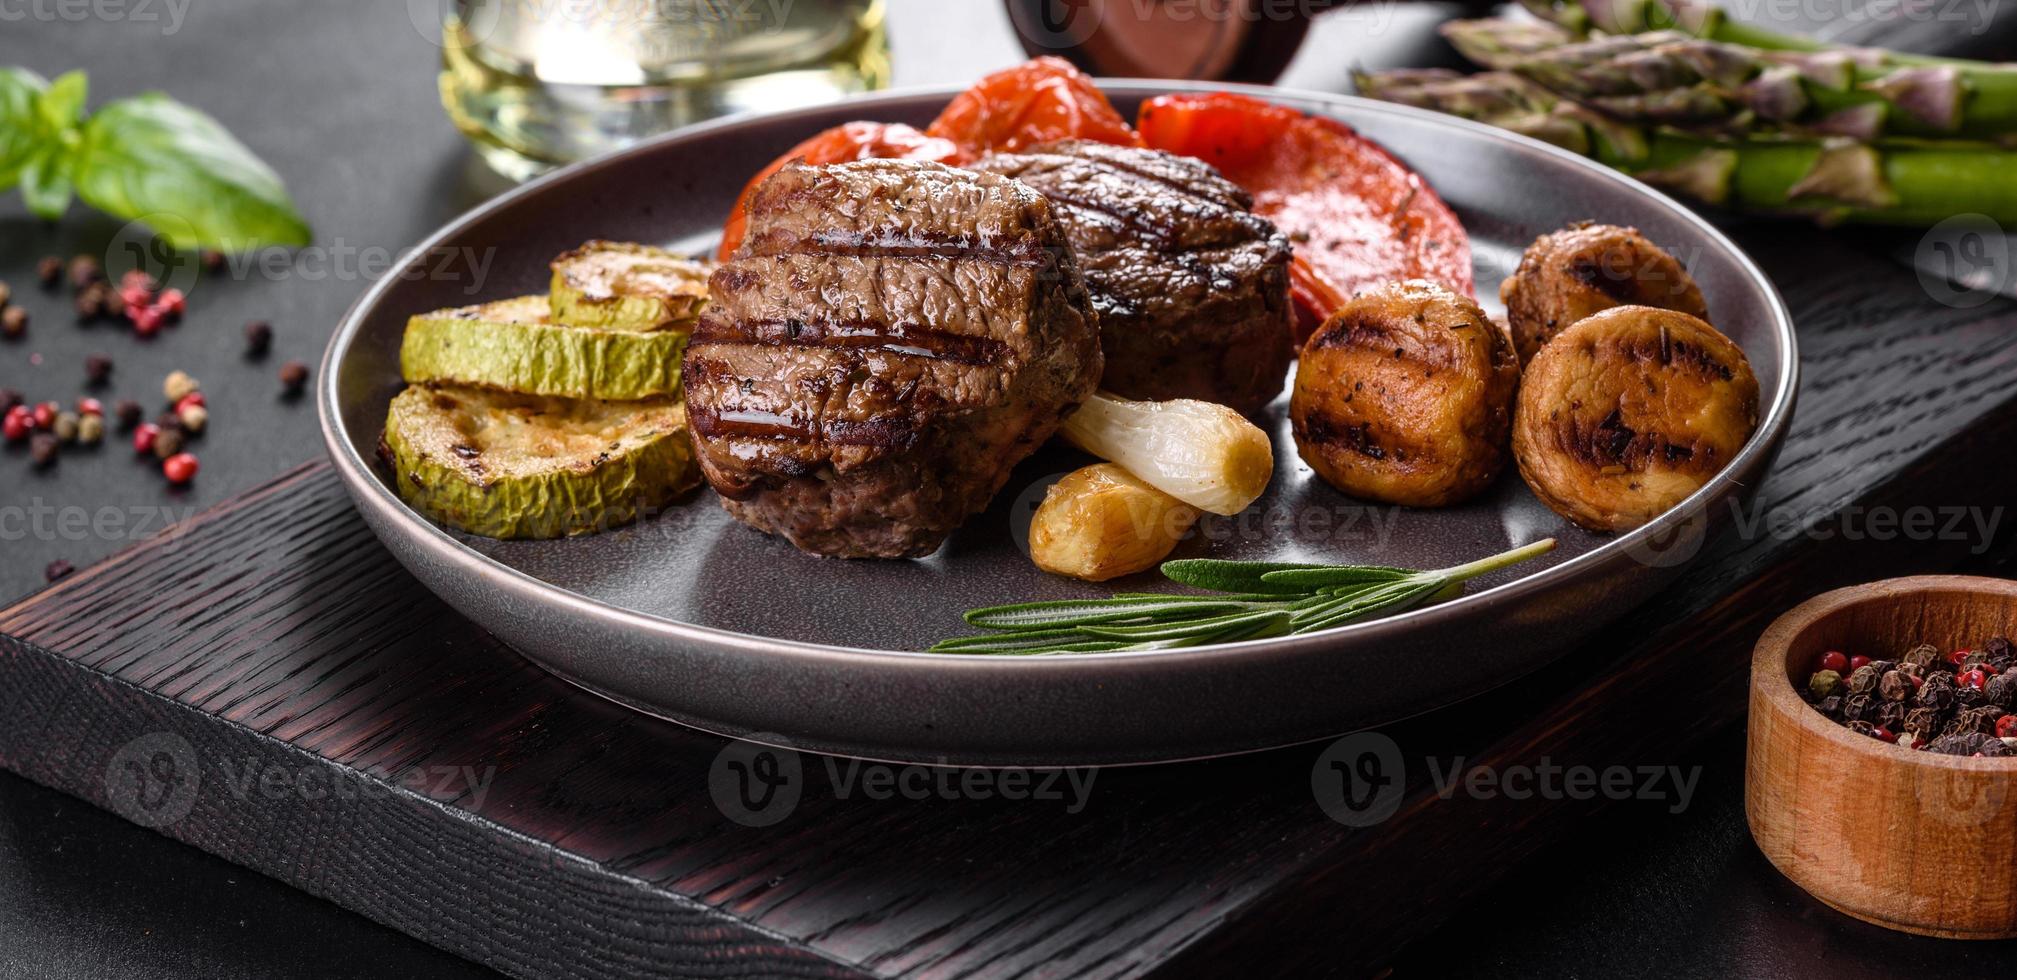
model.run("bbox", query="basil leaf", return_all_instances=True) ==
[0,67,50,190]
[71,92,310,250]
[38,70,85,133]
[20,144,72,219]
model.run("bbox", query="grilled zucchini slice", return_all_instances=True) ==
[382,384,699,539]
[549,241,712,331]
[400,295,687,400]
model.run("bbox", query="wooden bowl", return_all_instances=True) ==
[1748,576,2017,939]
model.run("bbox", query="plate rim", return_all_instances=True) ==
[318,79,1800,672]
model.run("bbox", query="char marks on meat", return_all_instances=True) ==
[685,159,1103,558]
[972,140,1293,414]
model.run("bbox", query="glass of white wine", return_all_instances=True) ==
[439,0,891,181]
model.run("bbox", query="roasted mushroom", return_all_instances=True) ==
[1500,223,1709,365]
[1513,305,1759,532]
[1289,280,1521,507]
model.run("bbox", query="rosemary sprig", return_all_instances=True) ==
[931,539,1557,655]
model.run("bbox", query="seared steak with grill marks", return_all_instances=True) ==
[972,140,1292,415]
[684,159,1103,558]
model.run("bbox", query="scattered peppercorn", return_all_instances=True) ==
[68,255,102,289]
[131,304,162,337]
[2,406,30,442]
[114,399,142,430]
[279,360,309,395]
[0,306,26,339]
[74,281,109,320]
[1804,634,2017,756]
[152,426,185,460]
[52,410,78,443]
[36,256,62,288]
[163,370,199,403]
[43,559,73,582]
[0,388,19,410]
[132,421,161,454]
[76,412,103,445]
[84,353,113,386]
[173,391,205,412]
[244,320,273,357]
[177,403,208,434]
[201,250,225,272]
[75,397,101,417]
[28,432,58,467]
[31,401,57,430]
[162,451,198,485]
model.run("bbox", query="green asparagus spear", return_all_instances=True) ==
[1442,18,2017,140]
[1354,68,2017,225]
[1515,0,1954,60]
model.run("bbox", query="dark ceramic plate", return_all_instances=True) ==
[321,82,1797,766]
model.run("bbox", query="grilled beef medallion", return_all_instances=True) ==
[684,159,1103,559]
[972,140,1293,415]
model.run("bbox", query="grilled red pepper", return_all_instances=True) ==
[926,56,1143,160]
[717,122,959,260]
[1137,92,1474,341]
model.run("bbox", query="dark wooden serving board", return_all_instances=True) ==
[4,225,2017,979]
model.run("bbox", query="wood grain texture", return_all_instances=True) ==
[1,227,2016,979]
[1748,577,2017,940]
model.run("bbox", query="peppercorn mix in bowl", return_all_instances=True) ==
[1749,576,2017,940]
